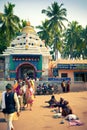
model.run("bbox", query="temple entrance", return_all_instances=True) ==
[16,63,36,79]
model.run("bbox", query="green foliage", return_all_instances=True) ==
[0,2,21,53]
[37,2,87,60]
[21,20,27,27]
[62,21,87,59]
[0,1,87,59]
[37,2,68,60]
[36,19,50,46]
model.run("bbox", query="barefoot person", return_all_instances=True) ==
[1,83,20,130]
[26,81,34,111]
[45,95,58,107]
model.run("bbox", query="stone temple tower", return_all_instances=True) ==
[0,21,51,80]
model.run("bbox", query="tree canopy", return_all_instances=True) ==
[0,2,20,53]
[0,1,87,59]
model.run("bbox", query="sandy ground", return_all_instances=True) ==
[0,91,87,130]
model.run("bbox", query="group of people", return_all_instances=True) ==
[13,78,35,111]
[61,80,70,93]
[45,95,72,117]
[1,78,35,130]
[45,95,83,126]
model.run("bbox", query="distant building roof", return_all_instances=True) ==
[56,59,87,64]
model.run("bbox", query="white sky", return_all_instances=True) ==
[0,0,87,29]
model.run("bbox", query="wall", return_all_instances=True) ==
[35,81,87,93]
[58,69,87,82]
[0,80,87,93]
[59,70,74,81]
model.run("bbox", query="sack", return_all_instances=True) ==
[69,120,84,126]
[53,113,62,118]
[65,114,78,121]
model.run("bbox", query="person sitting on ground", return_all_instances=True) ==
[54,97,64,112]
[45,95,58,107]
[54,99,73,117]
[59,100,73,117]
[62,100,73,117]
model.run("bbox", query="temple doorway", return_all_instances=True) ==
[16,63,36,79]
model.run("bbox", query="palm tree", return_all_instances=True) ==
[51,31,62,59]
[36,19,50,46]
[42,2,68,31]
[81,26,87,59]
[21,20,27,28]
[62,21,83,59]
[0,2,20,47]
[42,2,68,60]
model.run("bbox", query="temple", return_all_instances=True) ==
[0,22,51,80]
[0,22,87,82]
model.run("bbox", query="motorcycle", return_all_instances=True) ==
[36,83,54,95]
[36,84,42,95]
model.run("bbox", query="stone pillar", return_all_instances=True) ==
[42,56,49,78]
[5,56,10,79]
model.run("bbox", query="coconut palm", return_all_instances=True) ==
[42,2,68,31]
[42,2,68,60]
[62,21,83,59]
[36,19,50,46]
[21,20,27,28]
[81,26,87,59]
[0,2,20,47]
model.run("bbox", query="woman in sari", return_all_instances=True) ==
[26,81,34,111]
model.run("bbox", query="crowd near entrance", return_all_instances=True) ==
[16,64,36,80]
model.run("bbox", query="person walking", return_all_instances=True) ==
[20,81,27,109]
[1,83,20,130]
[26,81,34,111]
[13,80,23,110]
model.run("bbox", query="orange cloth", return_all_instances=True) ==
[13,82,18,90]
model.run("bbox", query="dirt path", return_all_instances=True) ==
[0,92,87,130]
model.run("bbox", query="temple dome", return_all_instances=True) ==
[2,21,51,59]
[22,21,36,34]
